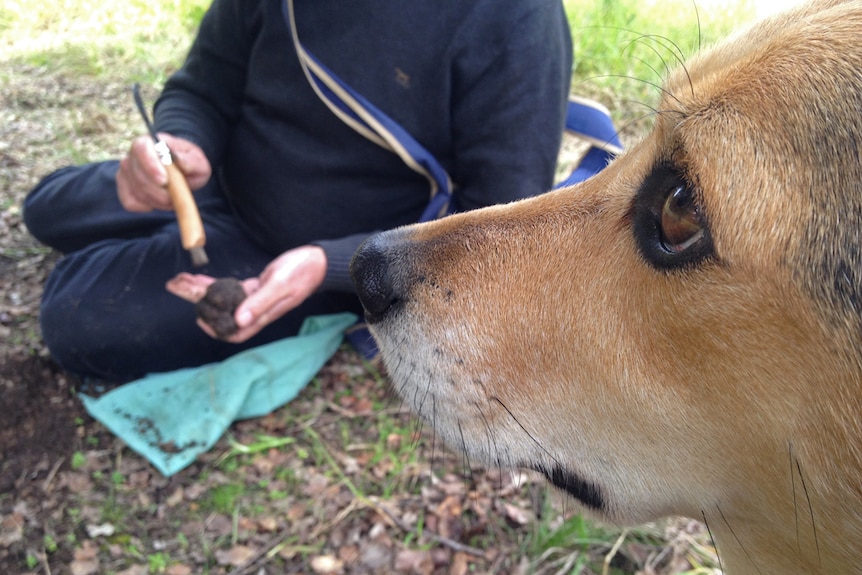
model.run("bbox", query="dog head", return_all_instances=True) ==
[351,1,862,572]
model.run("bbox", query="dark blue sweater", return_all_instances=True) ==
[154,0,572,292]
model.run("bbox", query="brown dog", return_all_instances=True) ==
[350,1,862,572]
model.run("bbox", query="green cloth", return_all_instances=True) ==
[80,313,357,477]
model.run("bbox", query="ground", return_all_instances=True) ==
[0,64,717,575]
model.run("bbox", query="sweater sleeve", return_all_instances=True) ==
[152,0,260,168]
[450,1,573,211]
[312,233,373,293]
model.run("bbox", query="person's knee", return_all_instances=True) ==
[38,292,98,377]
[23,161,122,252]
[23,166,81,244]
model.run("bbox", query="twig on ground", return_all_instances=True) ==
[42,456,64,491]
[603,528,629,575]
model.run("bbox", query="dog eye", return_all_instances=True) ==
[661,186,704,253]
[631,165,714,270]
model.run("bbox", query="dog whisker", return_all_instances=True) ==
[581,73,685,109]
[788,441,802,554]
[456,419,476,487]
[413,369,434,419]
[624,36,675,84]
[700,509,724,574]
[489,397,560,467]
[632,33,695,97]
[690,0,702,53]
[616,106,685,138]
[717,504,763,575]
[486,397,607,510]
[475,404,507,491]
[632,55,670,94]
[795,455,822,566]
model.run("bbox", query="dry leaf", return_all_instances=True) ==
[214,544,257,566]
[394,549,434,574]
[69,541,100,575]
[503,502,532,525]
[0,513,24,546]
[165,487,184,507]
[449,552,470,575]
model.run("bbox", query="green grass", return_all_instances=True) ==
[565,0,760,121]
[0,0,209,82]
[3,0,763,89]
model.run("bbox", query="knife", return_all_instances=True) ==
[132,83,209,267]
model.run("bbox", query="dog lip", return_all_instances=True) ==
[361,299,402,325]
[533,464,605,512]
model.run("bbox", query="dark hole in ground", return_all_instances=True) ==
[0,354,87,572]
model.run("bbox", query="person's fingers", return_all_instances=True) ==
[157,133,212,191]
[196,318,219,339]
[226,297,295,343]
[117,136,173,211]
[233,279,283,329]
[165,273,217,303]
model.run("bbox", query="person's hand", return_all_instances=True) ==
[230,246,328,342]
[165,245,328,343]
[117,133,211,212]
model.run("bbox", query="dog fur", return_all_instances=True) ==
[350,1,862,572]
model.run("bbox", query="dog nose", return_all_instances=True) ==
[350,231,403,323]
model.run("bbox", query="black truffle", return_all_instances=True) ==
[195,278,246,339]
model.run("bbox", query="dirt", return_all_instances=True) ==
[0,62,716,575]
[0,355,80,493]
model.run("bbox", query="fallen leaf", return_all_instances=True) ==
[0,513,24,546]
[184,483,207,500]
[503,502,532,526]
[69,541,100,575]
[62,471,93,493]
[394,549,434,574]
[338,544,359,564]
[449,552,470,575]
[205,514,233,537]
[359,541,392,570]
[257,516,278,532]
[214,544,257,566]
[165,487,184,507]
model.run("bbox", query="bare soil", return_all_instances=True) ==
[0,63,714,575]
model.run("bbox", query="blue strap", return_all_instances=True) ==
[301,52,452,222]
[284,0,451,222]
[557,97,623,188]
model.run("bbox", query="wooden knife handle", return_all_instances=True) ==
[164,162,206,251]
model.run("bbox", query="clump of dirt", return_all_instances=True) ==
[0,355,84,495]
[195,277,246,339]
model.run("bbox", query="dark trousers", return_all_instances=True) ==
[23,162,362,381]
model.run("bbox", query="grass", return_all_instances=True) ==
[565,0,761,126]
[2,0,763,92]
[0,0,208,82]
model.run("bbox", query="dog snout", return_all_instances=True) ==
[350,230,408,324]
